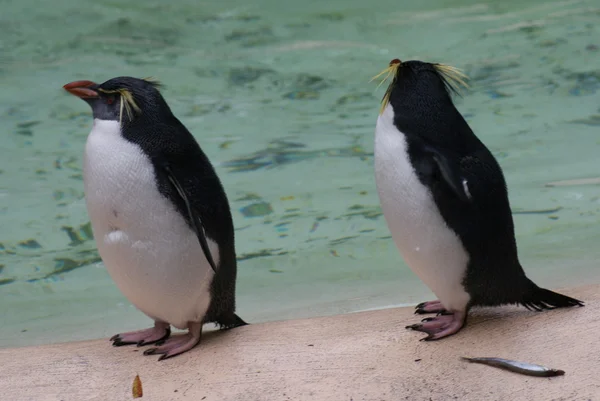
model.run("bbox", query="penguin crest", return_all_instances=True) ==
[370,59,470,114]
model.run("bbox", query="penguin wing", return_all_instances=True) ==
[161,163,218,273]
[424,146,473,203]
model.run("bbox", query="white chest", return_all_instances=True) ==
[82,119,216,328]
[374,105,470,311]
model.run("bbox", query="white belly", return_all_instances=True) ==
[83,119,217,329]
[374,105,470,312]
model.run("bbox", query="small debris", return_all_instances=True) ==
[512,206,563,214]
[132,374,143,398]
[414,359,422,362]
[269,269,283,273]
[219,140,237,150]
[18,239,42,249]
[329,236,359,245]
[545,178,600,187]
[17,121,41,129]
[238,248,287,261]
[240,201,273,217]
[236,193,262,201]
[0,278,16,286]
[568,114,600,126]
[283,91,320,100]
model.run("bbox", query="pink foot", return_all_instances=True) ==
[414,300,447,315]
[111,321,171,347]
[143,322,202,361]
[406,311,466,341]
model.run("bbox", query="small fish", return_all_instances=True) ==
[132,374,143,398]
[461,357,565,377]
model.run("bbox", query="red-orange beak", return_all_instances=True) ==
[63,80,99,99]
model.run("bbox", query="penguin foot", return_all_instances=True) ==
[110,322,171,347]
[405,311,466,341]
[414,300,447,315]
[143,322,202,361]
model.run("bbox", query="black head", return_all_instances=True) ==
[373,59,468,116]
[63,76,170,123]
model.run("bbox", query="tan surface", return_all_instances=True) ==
[2,284,598,401]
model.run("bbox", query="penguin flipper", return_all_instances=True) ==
[424,146,472,203]
[162,164,218,273]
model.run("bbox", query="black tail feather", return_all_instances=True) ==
[520,283,584,311]
[232,313,248,327]
[216,313,248,330]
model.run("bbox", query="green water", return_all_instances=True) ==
[1,0,599,348]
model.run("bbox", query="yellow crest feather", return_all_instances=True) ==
[432,63,470,94]
[142,76,162,87]
[370,59,401,115]
[98,88,141,123]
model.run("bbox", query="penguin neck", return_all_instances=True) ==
[91,118,122,139]
[89,118,147,151]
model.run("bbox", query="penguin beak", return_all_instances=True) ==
[63,80,99,99]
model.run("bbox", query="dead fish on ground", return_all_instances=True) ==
[461,357,565,377]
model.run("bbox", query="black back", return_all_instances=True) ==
[87,77,243,326]
[385,62,531,306]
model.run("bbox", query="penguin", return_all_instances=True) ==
[63,77,247,360]
[372,59,583,341]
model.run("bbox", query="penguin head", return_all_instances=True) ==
[63,77,169,124]
[372,59,468,115]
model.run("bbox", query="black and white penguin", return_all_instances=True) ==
[64,77,247,360]
[372,59,583,341]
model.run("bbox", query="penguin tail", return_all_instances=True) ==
[216,313,249,330]
[520,281,584,311]
[232,313,249,327]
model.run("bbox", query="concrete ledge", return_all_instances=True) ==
[2,284,598,401]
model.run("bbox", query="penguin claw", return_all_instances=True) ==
[414,300,447,315]
[110,324,171,347]
[112,339,136,347]
[405,311,466,341]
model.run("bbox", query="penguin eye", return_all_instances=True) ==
[106,96,115,105]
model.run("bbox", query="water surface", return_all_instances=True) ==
[1,0,599,347]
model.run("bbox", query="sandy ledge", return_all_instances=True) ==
[2,284,598,401]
